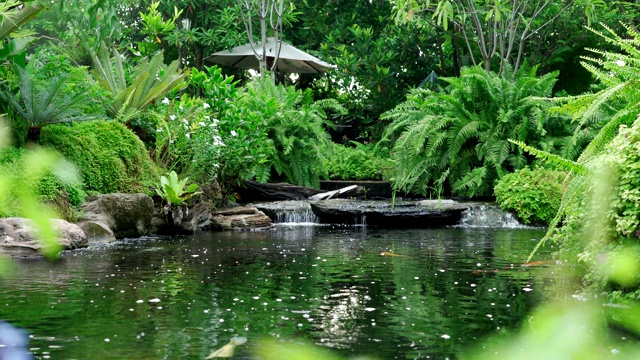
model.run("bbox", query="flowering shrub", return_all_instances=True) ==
[154,94,224,179]
[191,67,272,199]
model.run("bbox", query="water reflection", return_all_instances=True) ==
[0,226,551,359]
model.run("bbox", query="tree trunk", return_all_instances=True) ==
[452,31,462,77]
[26,127,41,144]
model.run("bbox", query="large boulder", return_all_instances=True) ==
[310,199,470,228]
[0,218,87,257]
[210,206,272,230]
[77,193,154,241]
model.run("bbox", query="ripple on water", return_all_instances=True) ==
[0,226,551,359]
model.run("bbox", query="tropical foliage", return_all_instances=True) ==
[324,142,393,181]
[155,170,200,207]
[90,45,188,124]
[0,62,102,143]
[238,79,345,188]
[549,23,640,163]
[381,65,560,198]
[511,24,640,303]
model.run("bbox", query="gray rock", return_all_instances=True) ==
[0,218,87,257]
[77,193,154,239]
[152,202,212,234]
[310,199,469,228]
[78,221,116,244]
[210,206,272,231]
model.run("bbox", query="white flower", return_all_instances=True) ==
[162,98,170,105]
[185,133,191,139]
[616,59,626,67]
[203,103,210,109]
[169,115,176,121]
[182,119,188,124]
[231,130,237,137]
[213,163,220,168]
[156,128,163,132]
[199,122,206,126]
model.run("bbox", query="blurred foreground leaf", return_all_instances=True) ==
[0,117,65,262]
[206,337,247,359]
[464,301,640,360]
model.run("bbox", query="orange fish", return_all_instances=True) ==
[472,269,500,275]
[380,251,411,258]
[520,260,556,267]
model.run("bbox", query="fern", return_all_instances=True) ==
[522,23,640,261]
[238,79,345,188]
[381,65,560,198]
[508,140,586,174]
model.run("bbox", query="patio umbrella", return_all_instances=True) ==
[207,37,336,74]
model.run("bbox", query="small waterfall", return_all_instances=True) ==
[458,203,526,228]
[274,206,319,224]
[253,200,320,224]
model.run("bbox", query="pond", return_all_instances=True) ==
[0,216,554,359]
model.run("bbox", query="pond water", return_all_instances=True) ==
[0,217,555,359]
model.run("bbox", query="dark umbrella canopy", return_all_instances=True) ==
[208,37,336,74]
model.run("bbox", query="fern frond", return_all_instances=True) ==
[509,139,586,174]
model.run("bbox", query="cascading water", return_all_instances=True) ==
[255,200,526,228]
[253,200,320,224]
[457,203,526,228]
[274,204,319,224]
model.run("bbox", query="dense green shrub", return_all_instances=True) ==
[238,80,345,188]
[191,70,345,193]
[0,147,85,218]
[494,167,568,225]
[39,121,158,194]
[324,142,393,181]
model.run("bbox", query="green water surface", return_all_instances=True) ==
[0,225,553,359]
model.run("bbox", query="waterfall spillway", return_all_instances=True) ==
[252,200,320,224]
[458,203,525,228]
[253,200,526,228]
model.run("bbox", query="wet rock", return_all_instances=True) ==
[0,218,87,257]
[210,206,272,231]
[77,193,154,240]
[79,221,116,244]
[309,199,469,228]
[152,202,212,234]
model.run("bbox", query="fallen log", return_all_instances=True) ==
[236,180,324,202]
[308,185,359,200]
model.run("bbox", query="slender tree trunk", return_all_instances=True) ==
[436,28,446,72]
[452,29,462,77]
[26,127,41,144]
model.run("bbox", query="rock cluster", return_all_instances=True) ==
[0,193,272,258]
